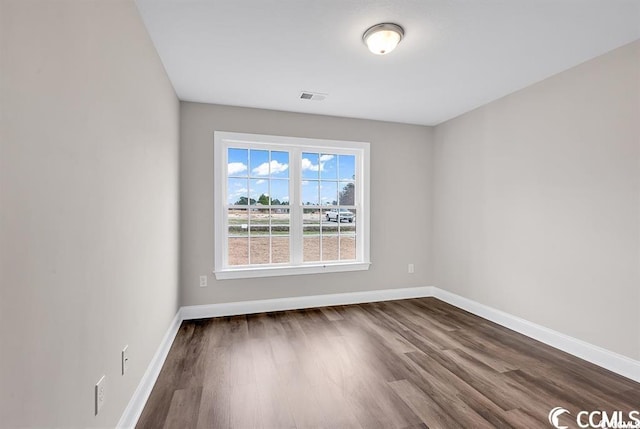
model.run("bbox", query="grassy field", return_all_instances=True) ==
[227,210,356,236]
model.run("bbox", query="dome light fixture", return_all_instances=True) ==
[362,23,404,55]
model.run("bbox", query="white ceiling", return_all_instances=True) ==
[135,0,640,126]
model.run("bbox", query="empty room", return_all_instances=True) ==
[1,0,639,428]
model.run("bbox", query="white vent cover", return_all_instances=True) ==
[299,91,327,101]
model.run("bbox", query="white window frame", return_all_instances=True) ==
[214,131,370,280]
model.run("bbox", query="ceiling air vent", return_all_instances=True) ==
[299,91,327,101]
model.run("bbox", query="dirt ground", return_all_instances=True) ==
[227,209,356,265]
[228,236,356,265]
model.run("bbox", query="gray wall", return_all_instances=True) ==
[180,102,433,306]
[432,41,640,360]
[0,1,180,427]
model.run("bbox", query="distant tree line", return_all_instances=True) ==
[234,182,353,206]
[234,194,289,205]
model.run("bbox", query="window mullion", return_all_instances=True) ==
[268,151,272,264]
[290,147,302,264]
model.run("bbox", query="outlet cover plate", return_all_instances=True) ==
[122,345,129,375]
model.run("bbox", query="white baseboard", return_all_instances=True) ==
[119,285,639,427]
[180,286,435,320]
[432,288,640,383]
[117,311,182,429]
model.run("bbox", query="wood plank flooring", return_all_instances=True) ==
[136,298,639,428]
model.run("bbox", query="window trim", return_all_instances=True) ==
[214,131,370,280]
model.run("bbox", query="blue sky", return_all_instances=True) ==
[228,148,355,205]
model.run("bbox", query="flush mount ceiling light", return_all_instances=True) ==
[362,23,404,55]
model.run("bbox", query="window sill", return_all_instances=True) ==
[214,261,371,280]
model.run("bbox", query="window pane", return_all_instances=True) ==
[338,181,355,206]
[229,238,248,265]
[303,236,320,262]
[270,208,289,234]
[228,178,248,205]
[322,235,339,261]
[272,237,290,263]
[302,180,319,206]
[338,154,356,180]
[249,179,269,205]
[270,179,289,205]
[270,151,289,178]
[228,208,248,237]
[340,235,356,260]
[250,237,270,264]
[302,153,320,179]
[320,181,338,206]
[303,208,320,262]
[228,148,248,177]
[249,149,269,177]
[321,208,339,231]
[320,153,337,179]
[338,209,356,227]
[249,208,269,236]
[303,207,319,225]
[339,208,356,260]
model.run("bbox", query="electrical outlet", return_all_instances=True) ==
[408,263,415,274]
[122,346,129,375]
[95,375,105,415]
[199,275,207,287]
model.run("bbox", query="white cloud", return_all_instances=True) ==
[301,158,321,172]
[302,154,336,172]
[230,187,247,196]
[252,160,289,176]
[228,162,247,175]
[228,187,248,202]
[256,179,266,185]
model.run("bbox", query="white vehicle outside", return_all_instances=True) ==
[326,208,354,222]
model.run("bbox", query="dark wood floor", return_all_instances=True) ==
[137,298,639,429]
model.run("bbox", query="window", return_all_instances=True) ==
[214,132,370,279]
